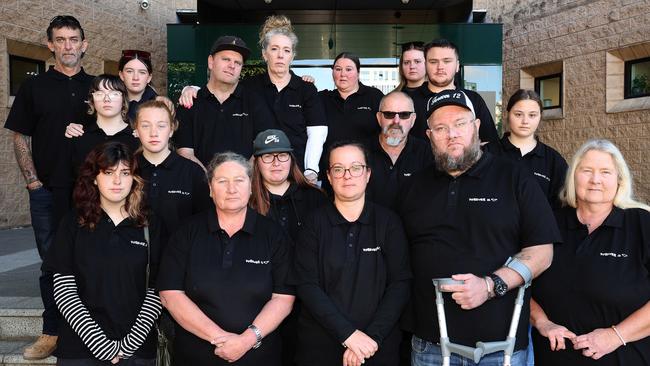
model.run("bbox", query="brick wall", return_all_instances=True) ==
[0,0,196,228]
[477,0,650,202]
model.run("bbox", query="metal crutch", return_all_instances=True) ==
[431,278,528,366]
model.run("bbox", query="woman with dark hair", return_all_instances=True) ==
[45,141,163,366]
[158,152,294,366]
[530,139,650,366]
[394,41,426,93]
[249,129,327,366]
[118,49,157,122]
[52,74,140,225]
[485,89,567,208]
[292,141,411,366]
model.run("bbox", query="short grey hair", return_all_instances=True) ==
[206,152,252,181]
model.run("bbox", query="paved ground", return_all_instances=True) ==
[0,227,42,308]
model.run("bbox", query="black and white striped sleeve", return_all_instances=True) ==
[119,288,162,358]
[53,273,120,361]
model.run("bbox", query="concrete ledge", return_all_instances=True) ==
[0,339,56,365]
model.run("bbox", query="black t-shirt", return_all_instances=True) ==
[365,136,433,209]
[406,84,498,143]
[267,183,328,242]
[4,66,94,188]
[396,152,561,351]
[137,151,210,235]
[157,208,293,366]
[532,206,650,366]
[484,134,568,209]
[44,211,163,359]
[175,84,274,165]
[292,201,411,366]
[244,72,326,170]
[127,85,157,123]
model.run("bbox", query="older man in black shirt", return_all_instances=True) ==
[176,36,273,168]
[398,89,560,366]
[366,91,432,209]
[4,15,94,360]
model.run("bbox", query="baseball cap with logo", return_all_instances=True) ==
[209,35,251,61]
[426,89,476,120]
[253,129,293,156]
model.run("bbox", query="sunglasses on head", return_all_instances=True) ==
[380,111,413,119]
[401,41,424,52]
[121,50,151,61]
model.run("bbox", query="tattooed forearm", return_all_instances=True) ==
[12,132,39,185]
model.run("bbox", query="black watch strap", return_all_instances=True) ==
[489,273,508,297]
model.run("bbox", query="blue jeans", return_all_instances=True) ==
[411,335,527,366]
[29,186,60,335]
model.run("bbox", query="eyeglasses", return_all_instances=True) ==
[401,41,424,52]
[429,119,475,139]
[380,111,413,119]
[121,49,151,61]
[260,153,291,164]
[329,164,367,178]
[92,91,122,100]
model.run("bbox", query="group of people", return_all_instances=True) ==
[4,13,650,366]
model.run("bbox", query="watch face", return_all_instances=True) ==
[495,281,508,296]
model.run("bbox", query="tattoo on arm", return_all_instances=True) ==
[514,253,532,261]
[13,133,38,184]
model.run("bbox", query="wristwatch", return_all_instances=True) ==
[489,273,508,298]
[247,324,263,349]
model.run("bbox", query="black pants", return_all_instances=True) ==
[57,358,155,366]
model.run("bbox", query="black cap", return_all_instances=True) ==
[253,129,293,156]
[426,89,476,120]
[209,36,251,61]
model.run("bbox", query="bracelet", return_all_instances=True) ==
[247,324,263,349]
[483,276,492,298]
[611,325,626,346]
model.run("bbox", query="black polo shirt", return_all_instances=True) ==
[4,66,94,188]
[244,72,326,170]
[137,151,210,235]
[365,135,433,209]
[267,183,328,241]
[484,134,568,209]
[127,85,157,122]
[292,201,411,366]
[532,207,650,366]
[396,152,560,351]
[158,208,292,366]
[44,211,163,359]
[406,84,498,143]
[175,84,274,165]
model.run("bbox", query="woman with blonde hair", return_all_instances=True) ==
[530,139,650,365]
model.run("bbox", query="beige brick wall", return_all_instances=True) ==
[478,0,650,203]
[0,0,196,228]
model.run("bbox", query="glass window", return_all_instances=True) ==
[625,57,650,99]
[9,55,45,96]
[535,73,562,109]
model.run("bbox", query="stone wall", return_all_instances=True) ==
[0,0,196,228]
[477,0,650,202]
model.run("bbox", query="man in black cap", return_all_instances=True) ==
[397,89,560,366]
[176,36,273,168]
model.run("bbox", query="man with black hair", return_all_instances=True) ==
[4,15,95,360]
[406,38,499,144]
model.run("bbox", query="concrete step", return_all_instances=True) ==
[0,302,42,340]
[0,339,56,366]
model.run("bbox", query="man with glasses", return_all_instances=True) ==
[365,91,432,209]
[175,36,273,169]
[4,15,94,360]
[397,89,559,366]
[406,39,499,144]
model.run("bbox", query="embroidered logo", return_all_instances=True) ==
[130,240,147,247]
[288,104,302,108]
[403,173,412,177]
[265,135,280,144]
[534,172,551,182]
[168,190,190,196]
[357,106,372,110]
[468,197,499,202]
[599,252,628,258]
[232,113,248,117]
[362,246,381,252]
[245,259,270,265]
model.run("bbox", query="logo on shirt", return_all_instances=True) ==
[245,259,270,265]
[232,113,249,117]
[130,240,148,247]
[168,190,190,196]
[288,104,302,108]
[265,135,280,144]
[600,252,628,258]
[357,106,372,111]
[533,172,550,182]
[403,173,412,177]
[362,246,381,252]
[468,197,499,202]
